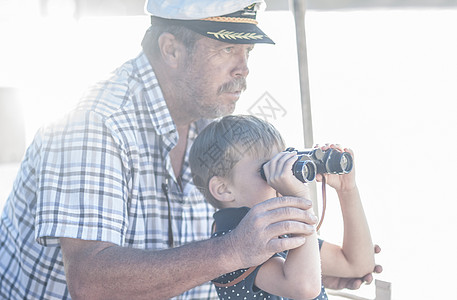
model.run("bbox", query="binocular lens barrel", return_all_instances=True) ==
[292,160,317,183]
[259,148,353,184]
[325,151,353,174]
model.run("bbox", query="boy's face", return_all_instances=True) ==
[226,150,279,208]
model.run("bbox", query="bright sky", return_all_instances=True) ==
[248,10,457,299]
[1,4,457,299]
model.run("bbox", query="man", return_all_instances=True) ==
[0,1,379,299]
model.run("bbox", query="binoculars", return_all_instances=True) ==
[260,147,353,183]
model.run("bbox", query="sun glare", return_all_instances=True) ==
[1,4,457,299]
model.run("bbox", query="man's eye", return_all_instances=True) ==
[223,47,234,54]
[245,46,254,58]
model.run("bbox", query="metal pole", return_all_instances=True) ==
[292,0,314,149]
[292,0,319,215]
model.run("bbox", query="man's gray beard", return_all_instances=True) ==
[197,99,236,119]
[187,77,248,119]
[201,77,246,118]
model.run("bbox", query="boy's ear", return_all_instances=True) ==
[157,32,184,68]
[208,176,234,202]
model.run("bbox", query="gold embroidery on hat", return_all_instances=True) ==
[242,4,256,16]
[207,30,264,40]
[202,16,258,25]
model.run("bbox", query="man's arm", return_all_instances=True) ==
[61,196,316,300]
[61,236,233,300]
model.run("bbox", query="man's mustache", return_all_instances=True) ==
[217,77,247,95]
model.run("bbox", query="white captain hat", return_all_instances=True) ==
[145,0,274,44]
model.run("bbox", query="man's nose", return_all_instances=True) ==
[231,52,250,78]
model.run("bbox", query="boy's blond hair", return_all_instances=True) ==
[190,115,285,208]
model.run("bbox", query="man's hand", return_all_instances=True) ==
[227,196,318,269]
[323,245,383,290]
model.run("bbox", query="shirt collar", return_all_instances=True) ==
[213,207,250,232]
[133,51,177,137]
[133,52,215,139]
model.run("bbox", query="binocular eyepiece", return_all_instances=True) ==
[260,147,353,183]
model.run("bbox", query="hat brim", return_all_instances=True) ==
[185,20,274,44]
[151,17,274,45]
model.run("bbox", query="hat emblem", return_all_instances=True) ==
[207,29,264,41]
[242,4,256,16]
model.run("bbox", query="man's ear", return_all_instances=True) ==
[157,32,184,68]
[208,176,234,202]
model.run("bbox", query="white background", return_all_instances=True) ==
[1,3,457,299]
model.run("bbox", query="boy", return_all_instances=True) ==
[190,115,375,299]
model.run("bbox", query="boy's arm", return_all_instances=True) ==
[322,245,383,290]
[320,186,375,278]
[255,231,322,299]
[255,152,322,299]
[318,145,375,278]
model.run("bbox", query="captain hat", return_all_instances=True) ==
[145,0,274,44]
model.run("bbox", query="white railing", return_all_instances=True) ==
[327,280,391,300]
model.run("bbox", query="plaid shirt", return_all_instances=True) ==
[0,52,217,299]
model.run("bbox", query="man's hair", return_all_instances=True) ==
[141,23,202,59]
[190,115,285,208]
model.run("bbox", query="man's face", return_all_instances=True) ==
[179,37,254,119]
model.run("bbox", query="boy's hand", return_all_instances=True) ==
[262,151,311,199]
[315,144,357,193]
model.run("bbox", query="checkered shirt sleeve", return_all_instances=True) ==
[0,52,217,299]
[35,108,129,246]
